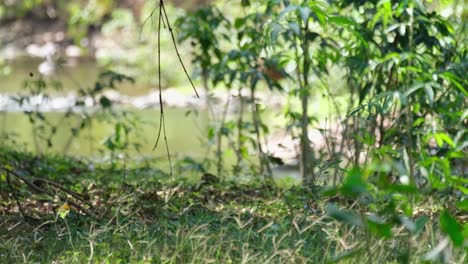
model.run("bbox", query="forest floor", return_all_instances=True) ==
[0,147,466,263]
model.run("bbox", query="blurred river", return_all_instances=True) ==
[0,58,299,179]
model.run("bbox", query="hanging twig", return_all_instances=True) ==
[153,3,164,151]
[151,0,201,178]
[160,0,199,98]
[152,1,173,179]
[143,1,202,178]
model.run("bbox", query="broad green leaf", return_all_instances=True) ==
[434,133,455,148]
[367,214,392,238]
[309,6,327,26]
[463,224,468,240]
[288,21,300,35]
[388,184,418,194]
[328,16,355,27]
[424,85,434,105]
[400,216,419,234]
[299,7,310,24]
[207,127,215,140]
[403,82,426,98]
[325,204,363,227]
[456,200,468,211]
[439,211,464,247]
[455,185,468,195]
[440,72,467,96]
[279,5,298,19]
[341,167,368,197]
[447,175,468,185]
[412,117,425,127]
[414,215,429,235]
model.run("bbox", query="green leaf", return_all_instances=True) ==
[325,204,363,227]
[388,184,418,194]
[404,82,426,98]
[309,5,327,25]
[299,7,310,24]
[207,127,215,140]
[424,85,434,105]
[400,216,419,234]
[288,21,300,35]
[456,200,468,211]
[439,211,464,247]
[341,167,368,197]
[463,223,468,240]
[367,214,393,238]
[434,133,455,148]
[440,72,467,96]
[455,185,468,195]
[414,215,429,235]
[329,16,355,27]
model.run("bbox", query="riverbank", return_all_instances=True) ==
[0,88,286,112]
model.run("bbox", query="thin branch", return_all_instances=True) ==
[152,1,173,179]
[153,4,164,151]
[163,116,173,179]
[31,178,90,205]
[161,0,199,97]
[1,166,96,219]
[139,6,159,41]
[6,172,27,219]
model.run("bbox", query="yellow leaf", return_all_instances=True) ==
[58,203,71,219]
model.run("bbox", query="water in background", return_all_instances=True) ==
[0,58,299,180]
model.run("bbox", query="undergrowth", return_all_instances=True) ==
[0,147,466,263]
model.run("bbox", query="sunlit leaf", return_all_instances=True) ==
[456,200,468,211]
[434,133,455,148]
[58,203,71,219]
[440,72,467,96]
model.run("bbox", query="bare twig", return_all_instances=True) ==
[153,3,164,151]
[6,171,27,219]
[160,0,199,98]
[31,178,90,205]
[151,1,173,179]
[1,166,96,218]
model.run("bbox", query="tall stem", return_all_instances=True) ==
[235,87,244,173]
[251,87,272,181]
[300,20,314,187]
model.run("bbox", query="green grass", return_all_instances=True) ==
[0,147,466,263]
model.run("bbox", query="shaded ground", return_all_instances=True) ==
[0,147,466,263]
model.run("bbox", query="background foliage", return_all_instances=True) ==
[0,0,466,262]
